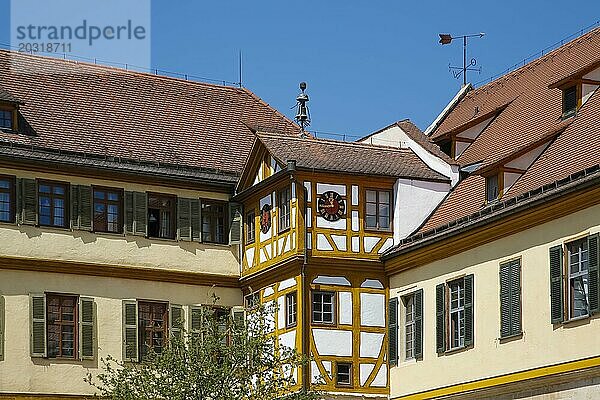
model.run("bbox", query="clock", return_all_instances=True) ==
[260,204,272,234]
[317,191,346,221]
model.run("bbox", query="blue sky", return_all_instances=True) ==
[1,1,599,139]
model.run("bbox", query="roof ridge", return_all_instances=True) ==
[257,131,413,153]
[0,48,242,92]
[474,27,600,94]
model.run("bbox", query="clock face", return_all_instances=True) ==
[260,204,272,234]
[317,191,346,222]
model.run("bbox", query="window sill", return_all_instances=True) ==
[563,314,590,325]
[441,344,472,356]
[311,321,336,327]
[499,332,523,343]
[278,226,291,235]
[364,227,392,234]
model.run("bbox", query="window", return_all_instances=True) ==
[365,189,391,230]
[245,292,260,309]
[147,193,176,239]
[0,110,12,129]
[562,85,578,117]
[286,292,297,327]
[312,291,335,324]
[202,201,226,243]
[278,187,291,231]
[550,235,599,324]
[246,211,255,243]
[485,174,499,202]
[46,294,78,358]
[568,239,589,319]
[336,362,352,386]
[93,187,122,233]
[500,259,522,338]
[138,301,168,360]
[38,181,69,228]
[436,275,474,353]
[404,295,416,359]
[0,176,14,223]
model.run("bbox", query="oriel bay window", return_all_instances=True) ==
[38,180,69,228]
[365,189,391,230]
[436,275,474,353]
[148,193,176,239]
[93,187,123,233]
[550,235,599,324]
[0,175,14,223]
[30,293,95,360]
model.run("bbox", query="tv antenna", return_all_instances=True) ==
[439,32,485,86]
[295,82,311,134]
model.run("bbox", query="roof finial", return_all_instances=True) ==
[295,82,311,136]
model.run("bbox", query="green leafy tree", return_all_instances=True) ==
[86,301,322,400]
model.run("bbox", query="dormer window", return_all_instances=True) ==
[485,174,499,202]
[562,85,578,118]
[0,109,13,130]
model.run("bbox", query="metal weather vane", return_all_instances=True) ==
[439,32,485,87]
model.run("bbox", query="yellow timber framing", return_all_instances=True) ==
[306,267,388,395]
[385,181,600,275]
[391,355,600,399]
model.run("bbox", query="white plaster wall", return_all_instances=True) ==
[277,296,286,329]
[360,293,385,327]
[279,330,296,351]
[456,116,493,140]
[316,234,333,251]
[279,277,296,291]
[359,125,459,186]
[360,363,375,386]
[505,143,549,170]
[316,183,346,196]
[312,329,353,357]
[372,364,387,387]
[394,178,451,240]
[503,172,522,193]
[0,269,241,395]
[359,332,384,358]
[389,204,600,398]
[339,292,353,325]
[316,217,346,230]
[364,237,380,253]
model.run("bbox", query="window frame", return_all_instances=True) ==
[147,192,177,240]
[335,361,353,387]
[311,291,336,325]
[447,278,465,351]
[0,174,15,224]
[245,292,260,310]
[246,210,256,244]
[0,107,14,130]
[566,238,590,321]
[92,185,124,234]
[201,200,228,244]
[278,186,291,233]
[403,293,416,361]
[37,179,70,228]
[137,300,169,360]
[562,84,579,118]
[45,293,79,359]
[485,174,500,202]
[285,292,297,328]
[364,188,392,232]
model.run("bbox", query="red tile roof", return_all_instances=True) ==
[257,133,450,182]
[419,27,600,233]
[0,50,300,176]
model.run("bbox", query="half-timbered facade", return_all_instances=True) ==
[234,132,454,397]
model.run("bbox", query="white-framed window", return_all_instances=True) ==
[286,292,297,327]
[448,279,465,350]
[312,291,334,324]
[404,294,415,360]
[567,238,589,319]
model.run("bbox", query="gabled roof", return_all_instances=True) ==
[254,132,449,181]
[0,50,300,176]
[395,120,458,166]
[416,27,600,234]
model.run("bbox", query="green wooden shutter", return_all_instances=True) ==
[79,297,95,360]
[229,203,242,245]
[177,198,192,241]
[588,234,599,314]
[549,245,564,324]
[71,186,92,231]
[170,304,184,340]
[435,283,445,353]
[509,261,522,335]
[464,274,474,347]
[123,300,139,362]
[0,295,4,361]
[414,289,423,359]
[124,191,134,234]
[30,294,46,357]
[19,178,37,225]
[499,262,511,338]
[388,297,398,366]
[191,199,201,242]
[189,305,203,341]
[133,192,147,236]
